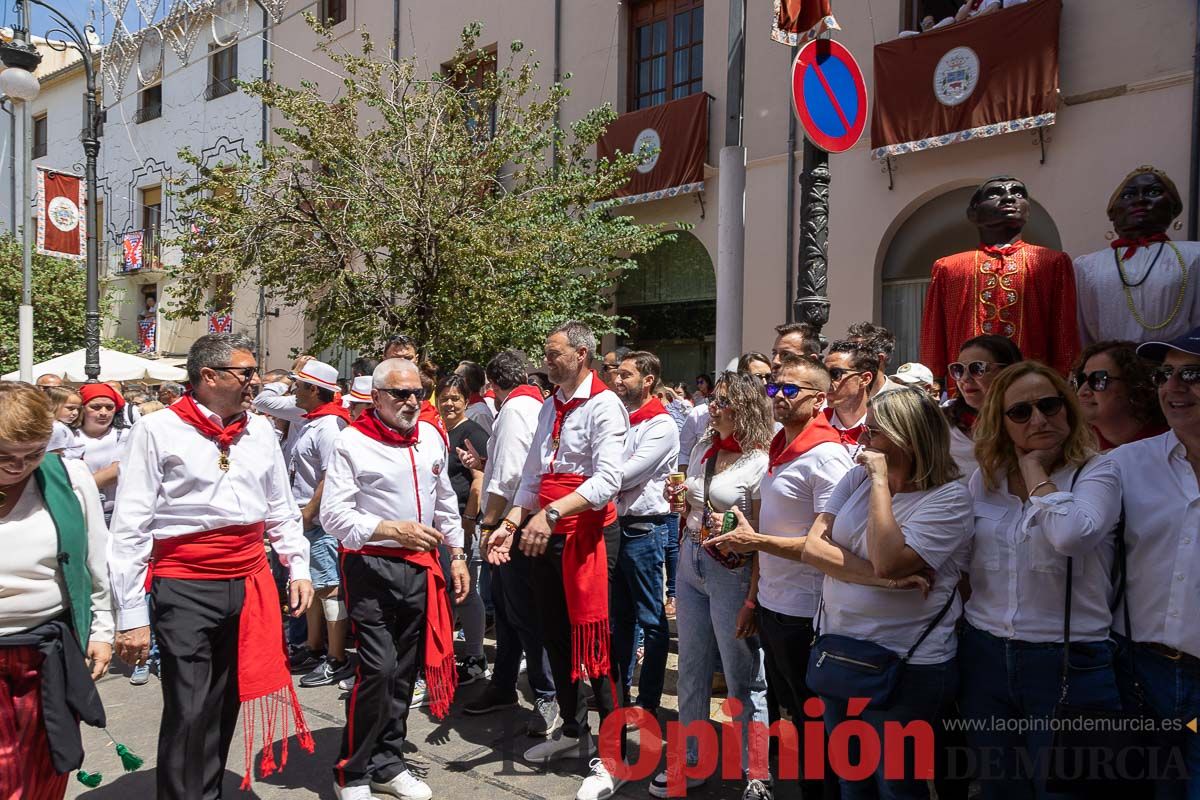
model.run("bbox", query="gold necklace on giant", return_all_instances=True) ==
[1115,242,1188,331]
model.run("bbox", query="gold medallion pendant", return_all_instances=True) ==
[218,451,231,472]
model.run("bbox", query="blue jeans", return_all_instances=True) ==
[823,659,959,800]
[1115,637,1200,800]
[675,536,767,771]
[612,515,672,712]
[661,514,680,598]
[490,539,555,700]
[958,623,1122,800]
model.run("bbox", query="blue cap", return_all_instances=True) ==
[1137,327,1200,363]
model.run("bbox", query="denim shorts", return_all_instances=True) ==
[304,526,341,588]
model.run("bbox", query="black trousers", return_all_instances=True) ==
[530,521,622,740]
[335,552,428,787]
[757,606,839,800]
[151,577,245,800]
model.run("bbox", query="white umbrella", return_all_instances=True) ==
[2,347,188,383]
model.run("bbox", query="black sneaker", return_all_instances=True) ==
[289,646,325,673]
[462,686,520,715]
[299,657,355,688]
[457,655,490,686]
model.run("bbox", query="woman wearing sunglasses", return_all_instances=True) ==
[1070,340,1167,450]
[656,371,772,798]
[961,361,1122,799]
[944,335,1023,481]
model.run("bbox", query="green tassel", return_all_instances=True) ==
[115,743,144,772]
[76,770,103,788]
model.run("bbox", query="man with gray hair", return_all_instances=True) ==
[321,357,469,800]
[157,381,185,406]
[486,321,630,800]
[109,333,314,797]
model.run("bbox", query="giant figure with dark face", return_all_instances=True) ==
[919,177,1079,379]
[1074,166,1200,346]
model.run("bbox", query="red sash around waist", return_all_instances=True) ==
[538,472,613,681]
[149,523,313,788]
[338,544,457,718]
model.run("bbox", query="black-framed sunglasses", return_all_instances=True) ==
[948,361,1004,382]
[827,367,861,382]
[709,396,732,410]
[210,365,259,383]
[1070,369,1123,393]
[379,387,426,403]
[1150,364,1200,387]
[766,381,820,399]
[1003,395,1066,423]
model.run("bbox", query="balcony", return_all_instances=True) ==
[112,229,164,285]
[597,92,710,206]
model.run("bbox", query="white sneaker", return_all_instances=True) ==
[576,758,626,800]
[369,769,432,800]
[333,782,380,800]
[523,731,595,764]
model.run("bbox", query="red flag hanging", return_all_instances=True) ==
[772,0,839,46]
[208,312,233,333]
[36,168,86,260]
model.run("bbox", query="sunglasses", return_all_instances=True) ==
[765,381,820,399]
[709,396,732,410]
[948,361,1004,381]
[827,367,861,382]
[1003,395,1066,423]
[859,424,885,442]
[379,387,427,403]
[1070,369,1123,393]
[211,365,259,383]
[1150,364,1200,387]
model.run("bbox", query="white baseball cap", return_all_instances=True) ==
[293,360,340,393]
[891,362,935,387]
[348,375,374,404]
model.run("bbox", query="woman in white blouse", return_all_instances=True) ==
[656,371,772,798]
[72,383,128,517]
[803,387,973,800]
[963,361,1121,800]
[0,382,112,799]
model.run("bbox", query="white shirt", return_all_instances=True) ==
[965,459,1120,643]
[0,459,114,642]
[465,401,495,437]
[617,410,679,517]
[1109,430,1200,658]
[821,468,974,664]
[289,413,347,509]
[1074,241,1200,347]
[320,421,464,551]
[682,441,768,532]
[757,441,854,619]
[107,403,310,630]
[949,426,977,484]
[483,392,543,509]
[73,426,128,512]
[47,421,83,459]
[677,403,710,468]
[253,382,308,463]
[513,373,629,512]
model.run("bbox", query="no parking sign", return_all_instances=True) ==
[791,38,868,153]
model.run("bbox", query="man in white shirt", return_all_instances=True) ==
[487,321,628,800]
[109,333,314,799]
[610,351,679,718]
[253,354,317,464]
[465,349,560,735]
[321,358,468,800]
[286,359,355,688]
[823,340,877,448]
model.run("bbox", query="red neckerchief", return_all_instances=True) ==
[551,371,608,444]
[1111,232,1169,260]
[169,393,249,452]
[468,393,485,405]
[629,397,669,427]
[702,433,743,463]
[350,407,418,446]
[501,384,544,408]
[303,399,351,423]
[823,406,866,446]
[419,401,449,445]
[768,415,843,475]
[980,240,1025,260]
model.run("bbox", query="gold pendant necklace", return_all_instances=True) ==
[218,450,231,471]
[1117,242,1188,331]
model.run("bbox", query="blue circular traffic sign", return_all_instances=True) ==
[791,39,868,154]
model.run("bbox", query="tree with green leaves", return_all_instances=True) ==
[168,19,673,365]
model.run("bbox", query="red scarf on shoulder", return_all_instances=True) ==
[344,409,456,717]
[823,407,866,447]
[629,397,669,427]
[502,383,545,407]
[768,415,842,475]
[1111,232,1169,260]
[419,400,449,445]
[303,398,351,423]
[170,393,249,452]
[702,433,742,463]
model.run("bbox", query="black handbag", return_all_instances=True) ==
[806,585,958,710]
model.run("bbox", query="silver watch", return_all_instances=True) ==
[545,506,562,528]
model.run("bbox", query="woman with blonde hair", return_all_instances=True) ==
[962,361,1122,799]
[655,371,773,798]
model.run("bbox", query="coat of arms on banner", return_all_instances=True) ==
[36,168,86,260]
[122,231,145,272]
[933,47,980,107]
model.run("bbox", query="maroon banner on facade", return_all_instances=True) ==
[772,0,839,46]
[598,92,708,206]
[870,0,1061,160]
[36,168,86,260]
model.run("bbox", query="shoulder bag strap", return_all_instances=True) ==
[703,445,719,503]
[1057,462,1099,700]
[903,584,959,662]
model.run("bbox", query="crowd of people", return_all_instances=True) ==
[2,303,1199,800]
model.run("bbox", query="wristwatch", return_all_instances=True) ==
[545,506,562,528]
